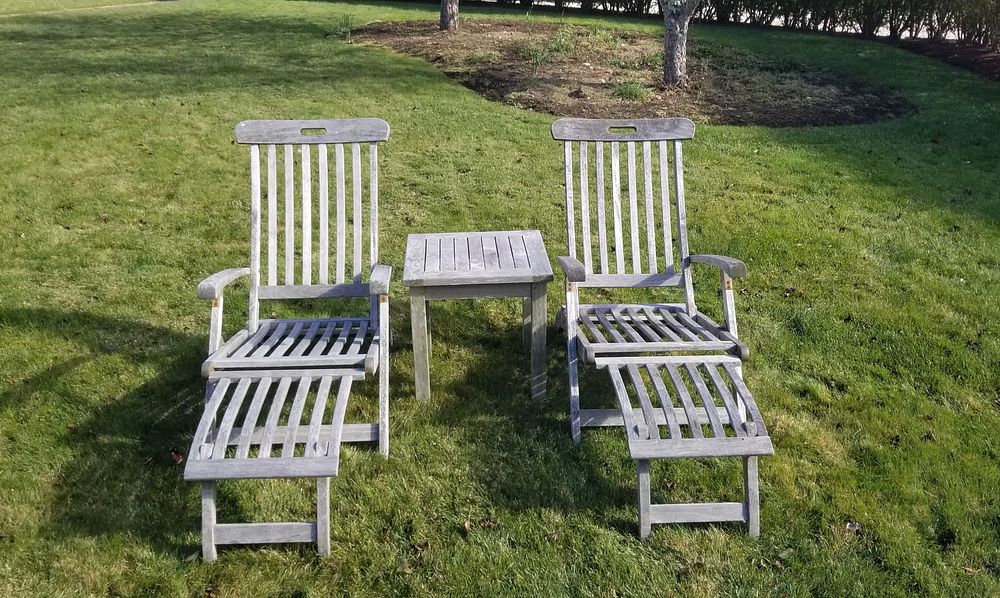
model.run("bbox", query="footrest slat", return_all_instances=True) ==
[649,502,746,524]
[214,522,317,545]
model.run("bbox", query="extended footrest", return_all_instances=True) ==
[186,371,369,561]
[600,356,773,538]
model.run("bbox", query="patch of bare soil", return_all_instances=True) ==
[360,20,912,127]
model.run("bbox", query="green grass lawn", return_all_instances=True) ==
[1,0,999,595]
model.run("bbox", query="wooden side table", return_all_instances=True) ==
[402,230,554,400]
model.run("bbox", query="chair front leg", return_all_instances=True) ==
[566,281,581,443]
[208,295,224,354]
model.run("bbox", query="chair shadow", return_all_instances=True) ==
[395,296,643,535]
[0,308,213,553]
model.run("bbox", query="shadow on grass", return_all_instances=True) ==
[404,297,644,535]
[0,308,206,553]
[0,10,446,100]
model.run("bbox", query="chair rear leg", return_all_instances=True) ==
[378,295,390,457]
[201,482,218,562]
[743,456,760,538]
[637,460,651,539]
[316,477,331,556]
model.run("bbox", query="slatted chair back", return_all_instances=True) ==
[234,119,390,330]
[551,118,696,306]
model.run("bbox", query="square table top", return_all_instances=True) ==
[402,230,554,287]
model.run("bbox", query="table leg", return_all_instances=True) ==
[411,289,431,401]
[522,297,531,349]
[529,283,547,400]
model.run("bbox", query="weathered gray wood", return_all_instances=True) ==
[319,144,329,284]
[530,282,547,400]
[378,294,389,456]
[744,456,760,538]
[595,142,609,274]
[411,287,431,401]
[690,254,748,278]
[301,144,312,285]
[213,522,317,545]
[577,273,681,288]
[578,406,732,428]
[630,436,773,460]
[403,230,553,402]
[637,460,651,538]
[235,119,390,144]
[208,368,365,381]
[250,145,262,331]
[626,142,641,273]
[564,141,576,260]
[673,140,696,314]
[370,143,379,264]
[235,377,272,458]
[658,141,674,269]
[198,268,251,301]
[642,141,657,272]
[335,143,346,284]
[352,143,363,283]
[202,482,217,561]
[305,377,334,457]
[403,231,553,287]
[258,283,370,300]
[327,374,353,467]
[284,144,295,285]
[281,377,312,458]
[551,118,695,142]
[610,142,625,274]
[317,477,330,555]
[683,363,726,438]
[267,144,278,286]
[191,119,392,560]
[649,502,745,524]
[566,280,582,444]
[579,142,592,272]
[549,119,769,540]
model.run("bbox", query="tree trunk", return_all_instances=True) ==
[440,0,459,31]
[660,0,701,86]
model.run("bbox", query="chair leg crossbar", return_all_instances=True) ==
[200,478,332,561]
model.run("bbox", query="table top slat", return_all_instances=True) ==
[403,230,554,287]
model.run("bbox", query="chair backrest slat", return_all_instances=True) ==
[352,142,363,284]
[318,144,329,284]
[301,144,312,285]
[266,144,278,286]
[235,119,390,322]
[335,143,346,284]
[284,144,295,285]
[552,117,695,298]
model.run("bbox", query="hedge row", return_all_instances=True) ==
[492,0,1000,50]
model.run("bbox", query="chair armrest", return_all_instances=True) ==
[370,264,393,295]
[557,256,586,282]
[690,255,747,278]
[197,268,251,300]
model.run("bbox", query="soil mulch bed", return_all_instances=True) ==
[898,38,1000,83]
[360,20,913,127]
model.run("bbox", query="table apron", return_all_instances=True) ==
[417,283,537,300]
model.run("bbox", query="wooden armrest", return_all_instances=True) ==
[690,255,747,278]
[370,264,392,295]
[197,268,251,300]
[557,256,587,282]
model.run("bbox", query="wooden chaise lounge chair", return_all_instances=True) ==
[552,117,773,538]
[185,119,391,561]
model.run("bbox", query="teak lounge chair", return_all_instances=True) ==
[185,119,391,561]
[553,117,774,538]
